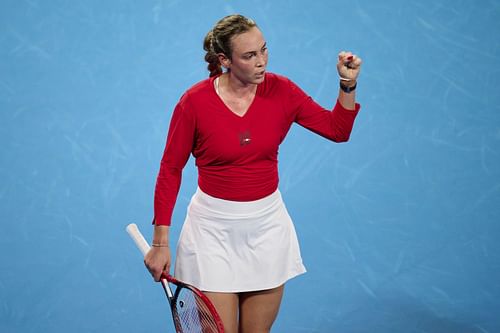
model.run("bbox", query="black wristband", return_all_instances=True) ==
[340,81,357,93]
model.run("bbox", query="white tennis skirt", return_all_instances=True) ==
[174,187,306,292]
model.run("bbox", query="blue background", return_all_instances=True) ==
[1,1,499,332]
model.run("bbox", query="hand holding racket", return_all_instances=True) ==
[126,223,225,333]
[144,226,171,282]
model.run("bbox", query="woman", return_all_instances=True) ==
[145,14,362,333]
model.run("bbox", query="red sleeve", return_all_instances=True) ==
[153,94,195,226]
[286,78,360,142]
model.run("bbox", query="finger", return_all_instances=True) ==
[145,262,157,279]
[157,260,170,281]
[338,50,346,61]
[145,260,163,281]
[342,55,354,69]
[338,51,352,62]
[353,57,362,67]
[344,55,361,69]
[163,263,170,274]
[154,269,162,282]
[345,55,355,68]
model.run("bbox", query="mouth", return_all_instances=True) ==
[256,70,266,77]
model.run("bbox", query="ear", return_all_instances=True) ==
[217,53,231,69]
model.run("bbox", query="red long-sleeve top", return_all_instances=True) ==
[153,73,360,226]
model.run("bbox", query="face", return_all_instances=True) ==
[220,27,268,85]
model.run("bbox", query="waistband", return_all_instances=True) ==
[189,187,284,220]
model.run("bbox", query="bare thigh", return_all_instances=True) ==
[238,285,285,333]
[204,291,239,333]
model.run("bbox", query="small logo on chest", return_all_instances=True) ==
[238,130,251,146]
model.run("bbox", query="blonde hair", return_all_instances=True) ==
[203,14,257,77]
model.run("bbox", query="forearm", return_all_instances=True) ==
[145,224,172,281]
[336,51,361,110]
[152,225,170,246]
[338,81,357,110]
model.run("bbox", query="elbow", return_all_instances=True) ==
[328,119,355,143]
[332,132,351,143]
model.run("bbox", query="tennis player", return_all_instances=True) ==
[145,14,362,333]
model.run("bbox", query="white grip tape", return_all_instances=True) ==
[126,223,151,256]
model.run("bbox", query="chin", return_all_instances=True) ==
[254,74,266,84]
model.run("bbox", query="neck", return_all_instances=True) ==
[222,73,257,97]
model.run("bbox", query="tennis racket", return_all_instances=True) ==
[126,223,225,333]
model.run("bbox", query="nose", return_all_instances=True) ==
[256,53,267,68]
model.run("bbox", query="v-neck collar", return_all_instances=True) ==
[212,74,262,119]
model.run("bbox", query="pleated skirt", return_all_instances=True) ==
[174,187,306,292]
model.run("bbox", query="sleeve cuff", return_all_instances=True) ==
[336,99,361,113]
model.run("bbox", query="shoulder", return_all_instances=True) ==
[263,72,292,87]
[259,72,300,95]
[259,72,306,100]
[178,77,214,105]
[186,76,213,95]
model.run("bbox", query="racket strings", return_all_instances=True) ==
[174,288,222,333]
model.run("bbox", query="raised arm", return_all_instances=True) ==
[337,51,362,110]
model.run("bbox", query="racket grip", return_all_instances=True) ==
[126,223,151,257]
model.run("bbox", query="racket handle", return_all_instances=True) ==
[126,223,151,256]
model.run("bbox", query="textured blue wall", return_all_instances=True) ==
[1,1,499,332]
